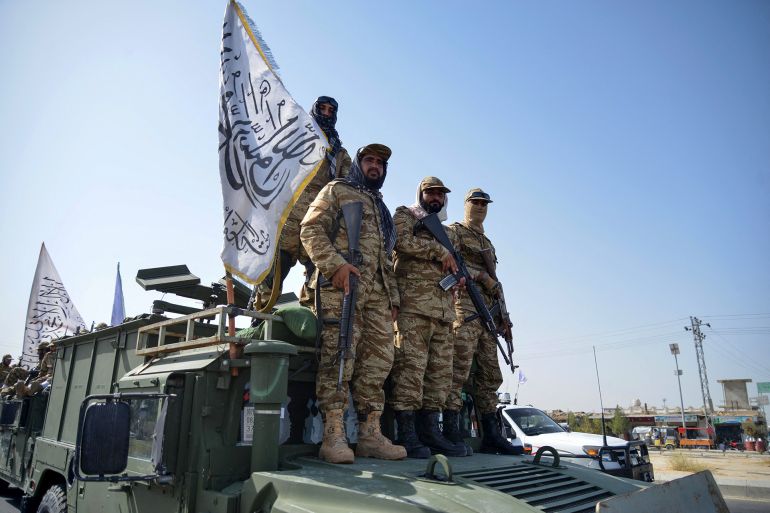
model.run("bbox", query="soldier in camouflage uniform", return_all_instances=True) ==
[16,341,55,397]
[256,96,352,309]
[0,354,13,384]
[444,188,520,455]
[300,143,406,464]
[389,177,466,458]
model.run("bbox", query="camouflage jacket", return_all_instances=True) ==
[0,363,12,384]
[37,352,54,380]
[286,148,351,228]
[392,207,457,321]
[301,180,399,308]
[449,221,497,316]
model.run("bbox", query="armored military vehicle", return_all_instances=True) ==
[0,265,728,512]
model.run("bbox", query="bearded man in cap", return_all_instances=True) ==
[444,188,520,455]
[256,96,352,309]
[0,354,13,383]
[388,177,467,458]
[300,143,405,464]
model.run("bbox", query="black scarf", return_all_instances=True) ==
[311,96,342,175]
[343,159,396,255]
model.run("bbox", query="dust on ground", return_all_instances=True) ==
[649,449,770,481]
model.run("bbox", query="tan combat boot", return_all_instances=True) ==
[356,411,407,460]
[319,409,354,464]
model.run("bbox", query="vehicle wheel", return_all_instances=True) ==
[36,484,66,513]
[665,444,674,450]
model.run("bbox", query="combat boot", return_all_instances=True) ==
[318,409,354,464]
[356,411,407,460]
[479,411,523,455]
[417,410,467,457]
[442,409,473,456]
[394,410,431,459]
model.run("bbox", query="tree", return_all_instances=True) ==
[611,406,630,440]
[741,419,758,439]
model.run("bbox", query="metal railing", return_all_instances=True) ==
[136,306,280,357]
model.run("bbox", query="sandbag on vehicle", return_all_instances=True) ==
[237,305,317,347]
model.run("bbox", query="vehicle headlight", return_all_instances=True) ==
[582,446,613,461]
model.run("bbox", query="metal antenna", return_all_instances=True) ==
[593,346,608,447]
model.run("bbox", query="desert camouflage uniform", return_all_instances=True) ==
[446,221,502,415]
[1,366,28,397]
[280,149,351,265]
[300,180,399,415]
[0,361,13,384]
[16,351,55,397]
[389,206,457,411]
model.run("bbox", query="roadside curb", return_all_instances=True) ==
[655,473,770,500]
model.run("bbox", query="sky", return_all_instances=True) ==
[1,0,768,413]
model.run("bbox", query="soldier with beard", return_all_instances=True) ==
[388,177,467,458]
[444,189,521,455]
[300,144,405,464]
[256,96,351,309]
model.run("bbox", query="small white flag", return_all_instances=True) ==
[22,243,86,367]
[218,1,327,284]
[518,370,527,384]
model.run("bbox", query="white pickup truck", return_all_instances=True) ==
[498,404,654,482]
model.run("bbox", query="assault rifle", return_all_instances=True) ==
[336,201,364,391]
[480,248,515,370]
[415,213,515,373]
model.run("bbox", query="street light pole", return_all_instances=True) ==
[670,344,687,430]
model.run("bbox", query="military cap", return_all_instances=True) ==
[419,176,451,194]
[37,342,50,351]
[357,143,392,162]
[2,354,12,360]
[464,188,493,203]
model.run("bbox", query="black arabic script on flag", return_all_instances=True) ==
[23,277,84,355]
[218,16,323,257]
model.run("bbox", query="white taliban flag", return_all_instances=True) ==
[218,1,327,284]
[22,243,86,367]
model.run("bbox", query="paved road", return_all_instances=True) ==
[0,486,767,513]
[0,487,21,513]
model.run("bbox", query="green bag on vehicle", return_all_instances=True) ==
[236,305,317,347]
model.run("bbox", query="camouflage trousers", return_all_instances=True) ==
[445,318,502,414]
[314,276,394,415]
[389,313,452,411]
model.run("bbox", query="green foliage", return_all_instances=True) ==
[610,406,630,438]
[741,419,758,438]
[567,412,603,434]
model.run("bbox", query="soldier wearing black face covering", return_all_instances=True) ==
[444,188,521,456]
[255,96,352,310]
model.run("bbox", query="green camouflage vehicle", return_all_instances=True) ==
[0,266,728,513]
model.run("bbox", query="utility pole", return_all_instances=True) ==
[685,316,713,418]
[669,344,687,430]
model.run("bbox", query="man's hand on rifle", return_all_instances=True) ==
[440,252,466,289]
[332,263,361,295]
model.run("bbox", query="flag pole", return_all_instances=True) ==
[225,270,239,377]
[514,379,521,405]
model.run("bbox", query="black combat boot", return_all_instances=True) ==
[442,410,473,456]
[479,412,523,455]
[417,410,467,457]
[395,410,431,459]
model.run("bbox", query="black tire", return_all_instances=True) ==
[36,484,66,513]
